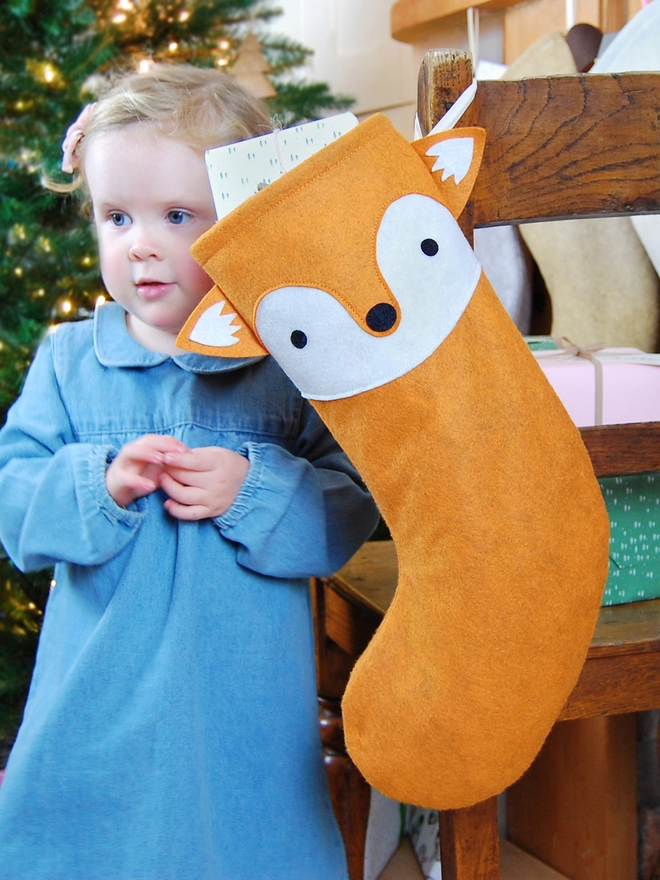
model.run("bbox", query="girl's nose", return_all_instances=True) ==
[128,230,162,261]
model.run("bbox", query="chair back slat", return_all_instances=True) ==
[580,423,660,476]
[418,51,660,229]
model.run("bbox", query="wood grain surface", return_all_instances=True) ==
[417,52,660,227]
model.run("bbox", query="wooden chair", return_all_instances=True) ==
[314,50,660,880]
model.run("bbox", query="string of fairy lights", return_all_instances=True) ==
[104,0,240,68]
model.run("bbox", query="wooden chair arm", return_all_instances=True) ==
[580,422,660,476]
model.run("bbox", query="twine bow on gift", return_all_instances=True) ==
[555,337,607,426]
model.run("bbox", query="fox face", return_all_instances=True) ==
[254,194,481,399]
[179,118,486,402]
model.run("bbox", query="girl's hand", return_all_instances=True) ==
[160,446,250,520]
[106,434,189,509]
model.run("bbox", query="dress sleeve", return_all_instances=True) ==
[214,400,380,578]
[0,337,145,572]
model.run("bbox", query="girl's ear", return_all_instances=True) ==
[411,127,486,219]
[176,285,268,357]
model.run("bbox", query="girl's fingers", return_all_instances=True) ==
[118,436,190,468]
[120,449,164,467]
[128,435,189,461]
[106,469,157,508]
[163,447,233,472]
[132,476,158,494]
[162,451,207,471]
[138,434,189,452]
[160,466,207,488]
[107,436,189,508]
[159,471,204,504]
[163,498,208,521]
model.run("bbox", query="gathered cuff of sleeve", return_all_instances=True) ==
[31,443,147,565]
[90,445,147,527]
[209,437,378,580]
[213,442,262,530]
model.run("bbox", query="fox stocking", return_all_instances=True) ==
[178,114,609,809]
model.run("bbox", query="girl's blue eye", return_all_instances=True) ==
[168,210,191,225]
[110,212,130,227]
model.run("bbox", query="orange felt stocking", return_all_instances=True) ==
[178,114,610,809]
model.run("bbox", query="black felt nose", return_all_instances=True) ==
[366,303,397,332]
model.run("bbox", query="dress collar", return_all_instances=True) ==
[93,301,264,374]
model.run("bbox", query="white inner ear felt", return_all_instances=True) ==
[426,137,475,183]
[189,301,241,347]
[255,193,481,400]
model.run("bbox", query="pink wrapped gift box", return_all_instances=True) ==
[529,339,660,605]
[532,345,660,427]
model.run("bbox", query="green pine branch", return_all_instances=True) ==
[269,81,355,126]
[0,555,50,744]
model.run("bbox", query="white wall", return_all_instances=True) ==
[270,0,418,136]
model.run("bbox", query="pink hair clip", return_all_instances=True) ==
[61,103,97,174]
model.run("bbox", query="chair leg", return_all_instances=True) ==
[320,696,371,880]
[313,579,371,880]
[439,796,500,880]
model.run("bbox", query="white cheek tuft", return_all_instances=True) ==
[189,301,242,347]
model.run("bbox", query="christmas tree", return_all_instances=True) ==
[0,0,353,760]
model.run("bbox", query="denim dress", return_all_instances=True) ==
[0,302,378,880]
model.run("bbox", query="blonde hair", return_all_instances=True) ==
[50,63,272,194]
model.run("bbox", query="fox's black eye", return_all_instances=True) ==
[291,330,307,349]
[421,238,439,256]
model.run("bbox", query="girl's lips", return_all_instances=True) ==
[136,281,175,301]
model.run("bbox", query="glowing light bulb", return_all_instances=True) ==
[43,65,56,83]
[95,295,107,308]
[217,57,229,67]
[60,300,72,314]
[169,41,178,51]
[138,59,153,73]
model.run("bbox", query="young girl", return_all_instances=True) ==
[0,64,378,879]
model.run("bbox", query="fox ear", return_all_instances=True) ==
[176,285,268,358]
[412,127,486,219]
